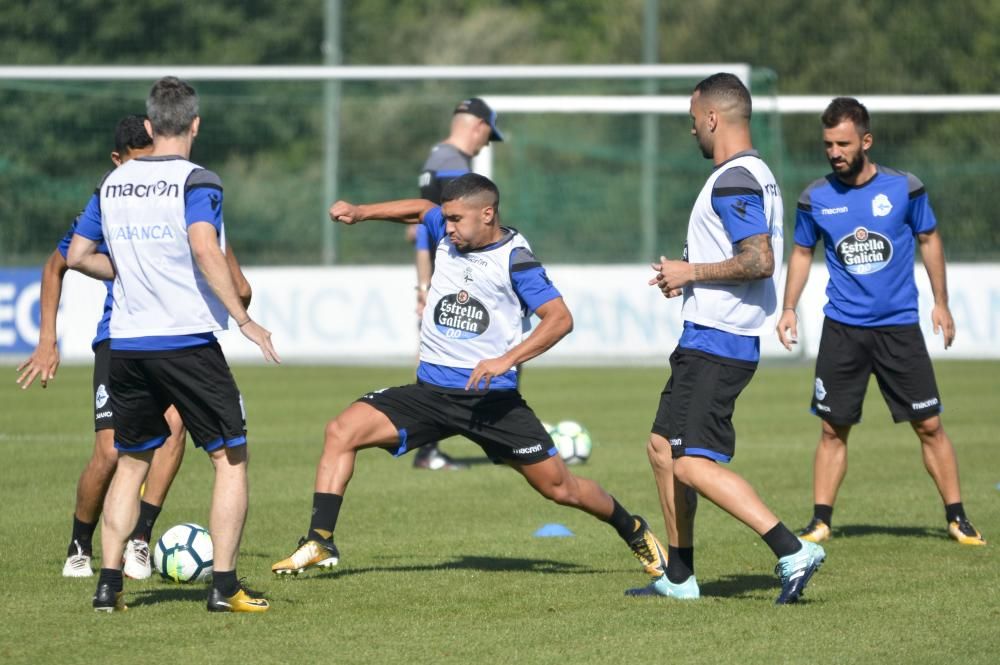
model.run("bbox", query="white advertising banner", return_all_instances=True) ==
[11,263,999,364]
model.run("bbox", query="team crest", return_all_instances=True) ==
[462,267,474,284]
[95,384,109,409]
[871,193,892,217]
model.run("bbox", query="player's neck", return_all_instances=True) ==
[712,128,753,166]
[446,135,475,158]
[151,135,193,159]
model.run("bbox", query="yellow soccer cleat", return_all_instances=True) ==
[626,516,668,578]
[207,584,270,613]
[271,537,340,575]
[798,518,832,544]
[948,517,986,546]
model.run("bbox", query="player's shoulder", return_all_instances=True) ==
[797,175,836,209]
[184,167,223,191]
[877,165,926,198]
[508,234,541,271]
[422,142,471,171]
[713,164,763,195]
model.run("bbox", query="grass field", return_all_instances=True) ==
[2,361,998,664]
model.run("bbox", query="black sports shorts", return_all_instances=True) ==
[358,382,556,465]
[651,348,756,463]
[110,342,246,453]
[812,317,942,425]
[92,340,114,431]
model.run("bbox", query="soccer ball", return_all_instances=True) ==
[548,420,593,465]
[153,523,214,583]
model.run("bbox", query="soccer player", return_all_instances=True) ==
[68,76,279,613]
[271,173,669,587]
[409,97,504,471]
[17,115,191,580]
[633,73,825,603]
[776,96,985,546]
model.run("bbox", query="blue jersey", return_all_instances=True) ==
[57,215,112,349]
[795,166,936,327]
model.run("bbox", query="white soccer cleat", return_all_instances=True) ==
[123,539,153,580]
[63,541,94,578]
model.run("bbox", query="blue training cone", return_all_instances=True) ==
[534,523,574,537]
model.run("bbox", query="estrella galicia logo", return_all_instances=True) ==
[95,384,110,409]
[871,193,893,217]
[814,378,827,401]
[434,290,490,339]
[835,226,892,275]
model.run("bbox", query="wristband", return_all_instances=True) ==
[415,284,431,292]
[237,318,251,327]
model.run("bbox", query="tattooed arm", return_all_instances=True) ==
[651,233,774,297]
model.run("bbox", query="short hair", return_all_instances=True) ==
[693,72,752,121]
[146,76,199,137]
[441,173,500,209]
[113,114,152,155]
[822,97,871,135]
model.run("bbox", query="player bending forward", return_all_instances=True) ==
[272,174,668,585]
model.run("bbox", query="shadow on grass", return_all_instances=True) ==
[697,574,778,598]
[128,585,210,607]
[835,524,940,539]
[276,554,597,581]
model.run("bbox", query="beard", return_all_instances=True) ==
[831,151,865,179]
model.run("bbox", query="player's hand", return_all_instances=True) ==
[648,256,686,298]
[239,320,282,364]
[465,357,513,392]
[931,303,955,349]
[329,200,362,225]
[16,341,60,389]
[776,309,799,351]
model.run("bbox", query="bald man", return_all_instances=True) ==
[629,73,826,604]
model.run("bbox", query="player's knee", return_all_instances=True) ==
[819,421,849,446]
[323,417,358,452]
[913,415,944,442]
[646,435,673,473]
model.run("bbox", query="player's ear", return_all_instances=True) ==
[110,151,123,167]
[143,118,154,139]
[191,116,201,139]
[861,131,873,152]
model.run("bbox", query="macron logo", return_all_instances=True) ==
[821,206,848,215]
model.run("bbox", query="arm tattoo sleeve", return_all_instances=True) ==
[692,233,774,283]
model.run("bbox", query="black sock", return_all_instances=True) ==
[945,502,966,523]
[762,523,802,558]
[98,568,123,592]
[813,504,834,528]
[70,516,97,556]
[213,569,239,597]
[607,498,638,541]
[308,492,343,543]
[666,546,694,584]
[129,500,162,542]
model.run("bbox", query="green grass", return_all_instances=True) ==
[1,361,998,664]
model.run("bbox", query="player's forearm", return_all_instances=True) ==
[782,245,814,309]
[225,245,252,308]
[503,301,572,366]
[38,250,69,342]
[192,240,250,324]
[415,249,433,287]
[67,250,115,280]
[919,231,949,306]
[692,233,774,283]
[359,199,436,224]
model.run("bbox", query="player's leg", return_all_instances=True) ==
[64,429,116,577]
[123,405,186,579]
[64,341,117,577]
[802,318,871,542]
[207,443,248,575]
[272,397,402,575]
[871,326,985,545]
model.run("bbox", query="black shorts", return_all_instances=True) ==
[812,317,942,425]
[651,348,756,463]
[110,342,246,453]
[92,340,114,431]
[358,382,556,465]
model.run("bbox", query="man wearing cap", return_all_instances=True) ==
[410,97,504,471]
